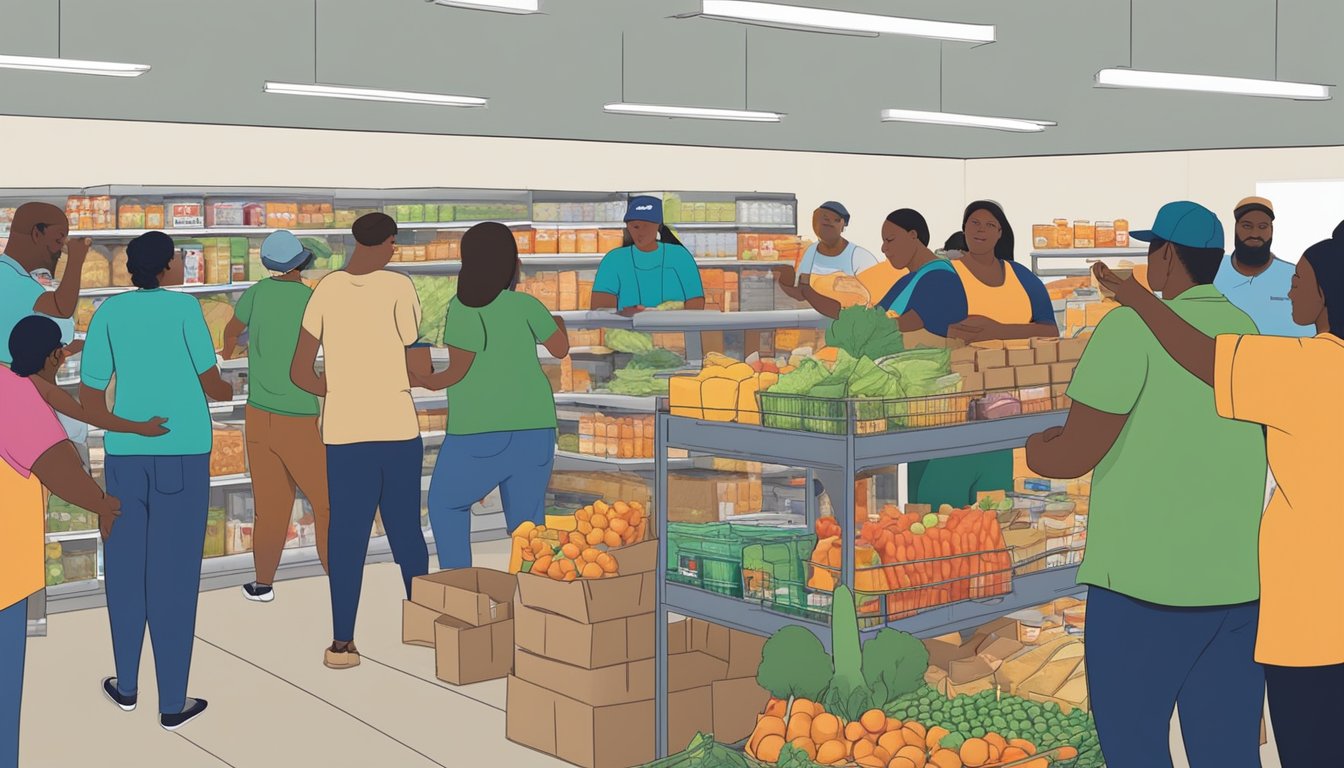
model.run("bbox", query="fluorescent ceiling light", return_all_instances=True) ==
[263,81,487,107]
[697,0,993,43]
[605,102,782,123]
[1096,68,1330,101]
[431,0,539,13]
[880,108,1055,133]
[0,53,148,77]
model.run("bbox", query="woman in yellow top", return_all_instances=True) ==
[908,201,1059,509]
[1094,224,1344,768]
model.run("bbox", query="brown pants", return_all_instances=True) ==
[244,405,330,584]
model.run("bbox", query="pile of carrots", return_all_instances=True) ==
[808,506,1013,621]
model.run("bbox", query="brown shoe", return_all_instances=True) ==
[323,642,360,670]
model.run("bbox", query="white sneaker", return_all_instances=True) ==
[242,582,275,603]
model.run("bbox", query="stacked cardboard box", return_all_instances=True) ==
[506,542,770,768]
[950,337,1087,415]
[401,568,517,686]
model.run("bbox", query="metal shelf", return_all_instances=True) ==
[631,308,825,332]
[66,221,529,238]
[387,256,793,273]
[553,393,658,411]
[45,529,100,543]
[553,449,692,472]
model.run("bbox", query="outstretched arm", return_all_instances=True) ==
[1094,263,1214,386]
[32,237,92,318]
[34,377,167,436]
[1025,402,1128,479]
[417,346,476,391]
[31,440,120,538]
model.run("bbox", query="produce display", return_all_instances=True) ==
[507,500,648,578]
[949,339,1084,418]
[604,330,690,395]
[670,352,783,424]
[410,275,459,345]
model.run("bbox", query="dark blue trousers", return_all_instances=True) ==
[1085,586,1264,768]
[1265,662,1344,767]
[326,438,428,643]
[1,597,27,768]
[104,454,210,715]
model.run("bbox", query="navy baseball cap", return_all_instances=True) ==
[1130,201,1224,251]
[624,196,663,225]
[818,201,850,225]
[260,230,313,273]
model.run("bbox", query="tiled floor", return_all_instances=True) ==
[18,540,1282,767]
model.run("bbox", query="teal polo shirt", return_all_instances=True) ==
[1214,255,1314,338]
[80,289,218,456]
[1067,285,1267,607]
[592,243,704,310]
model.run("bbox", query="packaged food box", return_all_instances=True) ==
[206,202,246,228]
[170,201,205,229]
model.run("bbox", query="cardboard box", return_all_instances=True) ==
[976,349,1008,370]
[668,617,766,681]
[951,347,979,368]
[507,675,654,768]
[984,367,1017,392]
[1049,362,1076,384]
[402,600,442,647]
[1007,349,1036,368]
[951,362,977,380]
[515,648,653,706]
[410,568,515,626]
[962,371,985,394]
[514,603,654,669]
[516,540,657,623]
[434,615,514,685]
[1015,364,1051,387]
[1033,341,1060,365]
[1058,337,1088,361]
[712,676,771,745]
[670,686,713,755]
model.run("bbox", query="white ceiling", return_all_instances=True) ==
[0,0,1340,159]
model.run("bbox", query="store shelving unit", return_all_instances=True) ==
[13,184,813,630]
[1030,247,1148,276]
[650,410,1081,757]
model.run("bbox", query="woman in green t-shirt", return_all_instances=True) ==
[417,223,570,568]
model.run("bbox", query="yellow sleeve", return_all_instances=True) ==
[395,275,423,346]
[1214,333,1312,431]
[301,283,325,339]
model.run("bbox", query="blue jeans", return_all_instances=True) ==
[327,438,428,643]
[1085,586,1264,768]
[428,429,556,569]
[104,454,210,716]
[1,598,27,768]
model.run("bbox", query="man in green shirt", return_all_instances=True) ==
[222,231,329,603]
[1025,202,1266,768]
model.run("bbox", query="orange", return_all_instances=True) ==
[569,531,586,547]
[612,500,630,516]
[878,730,906,754]
[1008,739,1037,756]
[609,518,630,535]
[575,506,592,522]
[749,716,786,753]
[763,698,786,718]
[586,529,605,546]
[580,562,603,579]
[999,747,1029,763]
[791,698,817,718]
[532,555,553,575]
[790,737,818,761]
[596,553,618,573]
[593,500,609,515]
[1019,760,1049,768]
[562,571,577,581]
[889,759,918,768]
[581,548,601,563]
[561,543,581,560]
[756,735,785,763]
[546,562,564,580]
[983,733,1007,754]
[591,513,609,529]
[786,712,813,742]
[894,744,927,767]
[903,722,927,740]
[845,721,868,743]
[928,749,963,768]
[925,726,951,751]
[885,719,903,733]
[604,530,622,548]
[559,558,576,573]
[873,746,892,764]
[815,740,847,765]
[1056,747,1079,760]
[853,739,876,760]
[902,728,926,753]
[578,521,594,535]
[811,713,841,744]
[959,737,990,767]
[856,756,885,768]
[861,709,887,734]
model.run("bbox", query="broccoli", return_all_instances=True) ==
[756,626,831,721]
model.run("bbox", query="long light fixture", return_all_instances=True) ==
[604,102,781,123]
[880,108,1054,133]
[0,53,148,77]
[697,0,993,43]
[430,0,539,14]
[263,82,487,108]
[1095,68,1330,101]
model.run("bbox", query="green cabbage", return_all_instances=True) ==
[770,358,828,394]
[825,306,904,359]
[604,329,655,354]
[628,349,685,370]
[410,276,458,345]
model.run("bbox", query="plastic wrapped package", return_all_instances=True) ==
[209,425,246,476]
[203,508,226,558]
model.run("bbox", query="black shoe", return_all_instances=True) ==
[102,677,136,712]
[242,582,275,603]
[160,698,208,731]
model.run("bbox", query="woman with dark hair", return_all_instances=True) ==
[940,231,968,258]
[419,222,570,568]
[874,209,965,336]
[591,196,705,315]
[946,201,1058,342]
[78,230,233,730]
[1093,223,1344,768]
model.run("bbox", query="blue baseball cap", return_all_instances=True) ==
[818,201,851,225]
[624,196,663,225]
[260,230,313,273]
[1130,201,1224,251]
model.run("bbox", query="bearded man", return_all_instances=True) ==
[1213,196,1314,337]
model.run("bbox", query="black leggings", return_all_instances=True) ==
[1265,662,1344,767]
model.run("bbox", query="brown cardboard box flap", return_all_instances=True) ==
[402,600,442,648]
[434,615,513,686]
[410,568,516,626]
[670,651,731,694]
[514,603,654,670]
[506,676,654,768]
[516,541,658,623]
[948,654,998,685]
[1007,349,1036,368]
[515,648,652,706]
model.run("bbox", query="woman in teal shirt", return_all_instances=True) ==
[590,196,705,315]
[418,223,570,568]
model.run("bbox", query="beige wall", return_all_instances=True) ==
[0,115,965,256]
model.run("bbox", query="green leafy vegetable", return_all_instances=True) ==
[769,358,828,395]
[608,367,669,395]
[410,275,458,346]
[605,329,655,354]
[824,585,872,722]
[756,626,832,720]
[861,629,929,703]
[628,348,686,370]
[826,306,904,360]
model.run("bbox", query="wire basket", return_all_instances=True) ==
[757,375,973,436]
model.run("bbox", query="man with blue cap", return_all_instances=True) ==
[1023,201,1268,768]
[221,230,329,604]
[591,195,705,315]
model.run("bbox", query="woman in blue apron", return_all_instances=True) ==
[590,196,705,316]
[875,209,963,335]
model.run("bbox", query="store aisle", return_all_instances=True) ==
[20,539,1281,768]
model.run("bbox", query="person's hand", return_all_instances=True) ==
[1093,263,1147,307]
[137,416,170,437]
[63,339,85,358]
[947,315,1007,342]
[66,237,93,263]
[618,305,646,317]
[773,264,797,287]
[96,494,121,541]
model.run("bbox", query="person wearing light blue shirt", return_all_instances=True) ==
[1214,197,1314,338]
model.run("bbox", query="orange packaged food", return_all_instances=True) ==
[1095,221,1116,248]
[557,230,577,255]
[1053,218,1073,249]
[1073,221,1095,249]
[1032,225,1055,250]
[576,230,598,254]
[597,229,624,253]
[513,229,534,255]
[534,228,559,254]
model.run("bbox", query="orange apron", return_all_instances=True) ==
[951,259,1033,324]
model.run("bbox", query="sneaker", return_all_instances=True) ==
[101,677,136,712]
[323,642,360,670]
[242,582,275,603]
[161,698,208,731]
